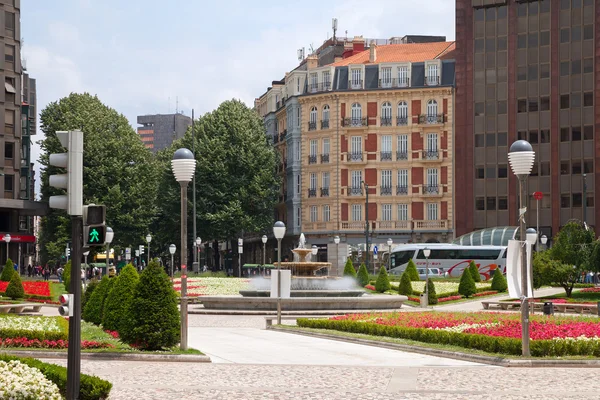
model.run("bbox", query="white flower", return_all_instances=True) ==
[172,277,250,296]
[0,316,62,333]
[0,360,62,399]
[435,322,501,333]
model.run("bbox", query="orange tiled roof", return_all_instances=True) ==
[332,41,456,66]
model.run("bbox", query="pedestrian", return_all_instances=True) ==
[81,268,86,288]
[27,264,31,277]
[57,266,64,283]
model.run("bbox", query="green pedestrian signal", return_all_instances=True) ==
[84,225,105,246]
[89,229,100,243]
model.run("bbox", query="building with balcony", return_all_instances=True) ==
[136,113,192,153]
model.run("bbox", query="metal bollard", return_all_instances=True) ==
[543,302,554,316]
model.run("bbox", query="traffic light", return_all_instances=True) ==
[83,205,106,247]
[58,294,74,317]
[139,245,145,255]
[65,246,71,260]
[347,245,353,257]
[48,130,83,216]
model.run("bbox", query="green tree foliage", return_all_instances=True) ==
[405,259,420,281]
[343,258,357,278]
[490,268,508,292]
[82,276,112,325]
[398,272,413,296]
[5,272,24,299]
[81,279,99,312]
[357,263,369,287]
[550,221,595,270]
[62,261,71,292]
[375,266,391,293]
[153,100,279,251]
[121,260,180,350]
[38,93,158,263]
[533,250,579,297]
[102,264,139,332]
[458,268,476,298]
[0,258,14,282]
[425,279,437,305]
[468,260,481,282]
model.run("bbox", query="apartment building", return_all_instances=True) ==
[455,0,600,239]
[137,113,192,153]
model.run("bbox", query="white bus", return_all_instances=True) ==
[389,244,507,280]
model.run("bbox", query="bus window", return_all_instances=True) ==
[393,250,414,266]
[501,249,507,259]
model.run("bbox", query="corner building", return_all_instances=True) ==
[455,0,600,238]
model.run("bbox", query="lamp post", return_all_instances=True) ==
[508,139,535,357]
[195,237,202,274]
[3,234,10,263]
[83,251,89,279]
[171,148,196,351]
[146,234,152,265]
[387,238,393,272]
[273,221,286,325]
[334,235,340,275]
[526,227,537,310]
[311,245,318,262]
[423,247,431,308]
[169,244,176,278]
[361,180,370,273]
[541,235,548,250]
[261,235,267,275]
[105,227,114,275]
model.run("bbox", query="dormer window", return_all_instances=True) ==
[350,68,362,89]
[297,77,300,93]
[397,65,410,87]
[322,71,331,90]
[380,67,392,88]
[309,73,318,93]
[425,63,440,86]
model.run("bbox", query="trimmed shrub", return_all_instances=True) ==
[357,263,369,287]
[458,268,477,298]
[0,258,14,282]
[82,276,112,325]
[405,259,420,281]
[398,272,413,296]
[468,260,481,282]
[63,260,72,292]
[102,264,139,332]
[425,279,438,305]
[81,279,99,312]
[343,258,357,278]
[375,266,391,293]
[120,260,180,350]
[5,272,24,299]
[491,268,508,292]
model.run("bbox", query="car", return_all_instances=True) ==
[417,268,443,280]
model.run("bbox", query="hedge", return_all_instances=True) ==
[357,263,369,287]
[0,315,68,341]
[0,354,112,399]
[5,272,24,299]
[0,258,14,282]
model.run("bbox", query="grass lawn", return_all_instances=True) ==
[537,289,600,304]
[49,281,67,302]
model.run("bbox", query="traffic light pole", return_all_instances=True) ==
[67,216,82,399]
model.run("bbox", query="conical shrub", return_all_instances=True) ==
[120,260,180,350]
[5,272,24,299]
[375,266,391,293]
[468,260,481,282]
[491,268,508,292]
[102,264,139,333]
[357,263,369,287]
[83,276,112,325]
[405,259,420,281]
[81,279,99,312]
[425,279,437,305]
[0,258,14,282]
[398,271,413,296]
[458,267,477,298]
[343,258,357,278]
[62,261,72,292]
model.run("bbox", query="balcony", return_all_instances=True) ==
[308,155,317,165]
[349,186,362,196]
[378,78,410,88]
[321,119,330,129]
[380,117,392,126]
[424,76,440,86]
[341,221,364,230]
[396,116,408,126]
[308,82,332,93]
[321,154,330,163]
[342,117,368,127]
[422,184,440,195]
[380,151,392,161]
[308,188,317,198]
[422,150,440,160]
[419,114,445,124]
[281,129,288,139]
[349,79,363,89]
[273,134,280,144]
[348,152,363,162]
[320,187,329,197]
[380,186,392,196]
[396,185,408,195]
[396,151,408,161]
[308,121,317,131]
[414,220,448,230]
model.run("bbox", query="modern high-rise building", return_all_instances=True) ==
[455,0,599,240]
[137,113,192,153]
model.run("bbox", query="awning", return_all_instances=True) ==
[4,82,15,94]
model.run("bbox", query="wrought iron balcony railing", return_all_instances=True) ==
[396,151,408,161]
[396,185,408,195]
[308,121,317,131]
[349,186,363,196]
[419,114,445,124]
[349,152,363,162]
[380,151,392,161]
[396,116,408,126]
[423,184,439,194]
[424,76,440,86]
[378,78,410,88]
[320,187,329,197]
[380,186,392,195]
[342,117,368,127]
[380,117,392,126]
[422,150,439,160]
[308,188,317,198]
[308,155,317,164]
[349,79,363,89]
[321,154,330,163]
[321,119,330,129]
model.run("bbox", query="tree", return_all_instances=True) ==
[405,259,420,281]
[490,268,508,292]
[468,260,481,282]
[550,221,594,270]
[102,264,139,332]
[38,93,158,264]
[62,261,71,292]
[425,279,437,305]
[458,268,476,298]
[121,260,180,350]
[5,273,24,299]
[357,263,369,287]
[375,267,391,293]
[343,258,357,278]
[81,279,99,312]
[82,276,112,325]
[533,250,579,297]
[0,258,14,282]
[153,100,279,254]
[398,272,413,296]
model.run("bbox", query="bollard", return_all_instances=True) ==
[543,302,554,316]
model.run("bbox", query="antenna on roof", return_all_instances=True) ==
[332,18,338,43]
[176,96,179,114]
[297,47,305,61]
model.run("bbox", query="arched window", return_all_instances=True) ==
[309,106,317,130]
[381,102,392,126]
[322,105,330,129]
[351,103,362,126]
[426,100,438,124]
[397,101,408,125]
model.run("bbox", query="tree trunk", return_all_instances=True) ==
[565,285,573,297]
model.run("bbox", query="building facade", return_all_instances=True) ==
[455,0,600,239]
[137,113,192,153]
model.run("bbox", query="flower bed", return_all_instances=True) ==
[406,291,498,304]
[0,280,51,299]
[297,311,600,356]
[0,315,68,341]
[0,337,114,349]
[0,359,62,399]
[172,277,250,296]
[581,287,600,293]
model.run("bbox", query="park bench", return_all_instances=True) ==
[0,303,43,314]
[481,301,521,310]
[481,301,598,315]
[264,315,331,328]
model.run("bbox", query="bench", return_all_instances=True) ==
[264,315,330,328]
[482,301,598,315]
[481,301,521,310]
[0,303,43,314]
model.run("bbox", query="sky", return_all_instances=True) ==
[21,0,455,189]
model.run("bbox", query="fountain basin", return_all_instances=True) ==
[239,290,365,297]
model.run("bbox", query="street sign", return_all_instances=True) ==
[238,238,243,247]
[135,250,139,257]
[533,191,543,201]
[373,245,378,255]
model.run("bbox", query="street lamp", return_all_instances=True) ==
[508,139,535,357]
[83,251,90,279]
[261,235,267,274]
[273,221,286,325]
[3,234,10,264]
[423,247,431,308]
[169,244,176,278]
[541,235,548,249]
[195,237,202,274]
[171,147,196,351]
[334,235,340,275]
[387,238,393,272]
[311,245,318,262]
[361,180,370,273]
[105,227,114,275]
[146,234,152,265]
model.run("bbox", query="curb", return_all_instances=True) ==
[0,350,211,363]
[269,327,600,368]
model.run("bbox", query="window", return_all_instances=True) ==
[498,101,507,115]
[322,105,330,123]
[4,110,14,134]
[486,166,496,178]
[517,35,526,49]
[560,95,569,109]
[517,67,527,81]
[540,130,550,143]
[4,12,14,38]
[397,169,408,188]
[528,99,538,112]
[498,197,508,210]
[572,60,582,75]
[397,101,408,120]
[426,100,438,122]
[572,127,582,141]
[584,59,593,74]
[382,204,392,221]
[295,143,301,161]
[498,165,508,178]
[560,61,569,76]
[540,97,550,111]
[572,93,581,108]
[518,99,527,113]
[475,134,484,147]
[560,161,570,175]
[426,203,438,220]
[560,28,570,43]
[497,132,507,146]
[351,136,362,155]
[381,170,392,188]
[486,133,495,147]
[382,135,392,155]
[310,173,317,190]
[529,130,538,143]
[296,206,301,227]
[351,204,362,221]
[350,68,362,89]
[323,205,330,222]
[310,139,317,157]
[584,126,593,140]
[322,172,330,189]
[528,32,538,48]
[486,197,496,211]
[572,193,583,208]
[561,195,570,208]
[584,92,593,107]
[296,77,300,93]
[397,135,408,156]
[561,128,570,142]
[397,204,408,221]
[476,167,484,179]
[4,175,13,192]
[476,197,485,211]
[323,138,330,156]
[572,161,582,175]
[351,170,362,190]
[540,31,550,46]
[322,71,331,89]
[584,25,593,40]
[309,107,317,124]
[4,45,14,71]
[426,168,438,187]
[572,26,582,42]
[540,64,550,79]
[351,103,362,125]
[381,67,392,87]
[310,206,318,222]
[397,66,409,87]
[296,175,301,194]
[584,160,593,174]
[426,64,438,86]
[381,102,392,123]
[297,108,300,127]
[309,73,318,92]
[426,133,438,152]
[518,131,527,140]
[4,142,13,160]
